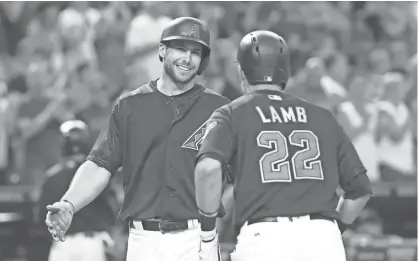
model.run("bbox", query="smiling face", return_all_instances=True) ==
[160,39,203,84]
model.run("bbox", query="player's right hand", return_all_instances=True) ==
[45,201,74,242]
[199,229,222,261]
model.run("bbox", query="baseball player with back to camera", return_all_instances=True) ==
[37,120,116,261]
[195,30,372,261]
[44,17,229,261]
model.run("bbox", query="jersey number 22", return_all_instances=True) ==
[257,130,324,183]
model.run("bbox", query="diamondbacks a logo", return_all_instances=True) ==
[201,121,217,142]
[182,119,213,150]
[183,23,200,39]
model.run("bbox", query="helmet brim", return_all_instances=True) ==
[161,36,211,51]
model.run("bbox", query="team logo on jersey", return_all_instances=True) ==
[201,121,217,141]
[182,119,211,150]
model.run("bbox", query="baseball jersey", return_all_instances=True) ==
[87,80,229,221]
[197,89,372,227]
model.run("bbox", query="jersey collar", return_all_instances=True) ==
[150,79,204,100]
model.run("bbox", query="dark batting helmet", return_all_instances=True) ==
[159,17,211,75]
[237,30,290,88]
[59,120,91,157]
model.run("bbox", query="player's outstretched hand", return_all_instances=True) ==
[45,201,75,242]
[199,229,222,261]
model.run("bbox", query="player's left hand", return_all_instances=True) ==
[199,229,222,261]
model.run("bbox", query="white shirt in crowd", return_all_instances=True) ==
[339,101,379,181]
[376,101,414,175]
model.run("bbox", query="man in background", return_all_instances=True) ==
[376,69,415,181]
[36,120,116,261]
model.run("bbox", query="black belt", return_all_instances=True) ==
[130,219,199,234]
[248,214,335,225]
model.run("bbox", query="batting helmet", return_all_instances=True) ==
[59,120,90,157]
[159,17,211,75]
[237,31,290,88]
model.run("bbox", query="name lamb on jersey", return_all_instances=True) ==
[255,106,307,124]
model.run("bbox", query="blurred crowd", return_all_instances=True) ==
[0,2,415,261]
[0,1,416,187]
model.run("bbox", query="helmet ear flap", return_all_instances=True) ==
[198,54,210,75]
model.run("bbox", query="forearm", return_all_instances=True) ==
[61,160,111,213]
[195,159,223,215]
[336,194,371,224]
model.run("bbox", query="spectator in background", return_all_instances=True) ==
[368,48,391,75]
[405,55,417,172]
[1,73,30,185]
[94,2,131,98]
[73,63,113,147]
[0,78,11,184]
[64,1,101,38]
[36,120,116,261]
[57,7,97,73]
[125,2,171,88]
[12,61,66,186]
[207,33,243,101]
[337,75,379,181]
[286,57,347,113]
[16,8,61,71]
[16,3,62,74]
[0,2,39,55]
[376,70,415,181]
[63,62,96,116]
[287,32,311,77]
[389,41,410,71]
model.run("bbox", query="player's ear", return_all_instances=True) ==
[159,43,167,61]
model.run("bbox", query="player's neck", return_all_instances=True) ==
[157,74,196,97]
[248,84,283,94]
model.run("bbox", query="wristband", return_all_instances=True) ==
[199,209,217,231]
[62,200,76,214]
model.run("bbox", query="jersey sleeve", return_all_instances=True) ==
[197,105,235,167]
[336,123,372,199]
[87,100,123,175]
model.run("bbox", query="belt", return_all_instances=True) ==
[130,219,200,234]
[248,214,335,225]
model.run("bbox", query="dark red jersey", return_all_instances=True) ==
[197,89,372,227]
[87,80,229,221]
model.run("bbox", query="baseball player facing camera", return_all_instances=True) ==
[195,30,372,261]
[38,120,116,261]
[45,17,229,261]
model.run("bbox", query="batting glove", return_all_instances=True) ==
[45,201,75,242]
[199,229,222,261]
